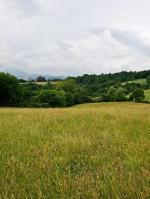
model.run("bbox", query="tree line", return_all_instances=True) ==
[0,70,150,107]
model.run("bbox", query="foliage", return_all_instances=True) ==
[115,87,126,101]
[107,86,116,101]
[130,88,145,102]
[75,70,150,97]
[0,73,23,106]
[0,70,150,107]
[35,90,67,107]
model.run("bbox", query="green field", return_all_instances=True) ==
[0,103,150,198]
[122,78,147,85]
[21,81,62,86]
[145,89,150,102]
[33,81,48,85]
[33,81,62,85]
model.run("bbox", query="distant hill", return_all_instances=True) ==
[0,66,65,80]
[0,66,30,80]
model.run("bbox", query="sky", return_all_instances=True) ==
[0,0,150,76]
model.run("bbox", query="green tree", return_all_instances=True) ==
[131,88,145,102]
[37,90,67,107]
[108,86,116,101]
[56,90,67,107]
[115,87,126,101]
[65,92,74,106]
[73,91,82,104]
[0,73,23,106]
[61,79,76,92]
[36,76,46,82]
[73,88,90,104]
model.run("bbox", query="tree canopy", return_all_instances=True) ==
[0,73,23,106]
[0,70,150,107]
[130,88,145,102]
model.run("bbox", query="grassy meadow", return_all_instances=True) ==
[0,103,150,198]
[145,89,150,102]
[122,78,147,85]
[128,78,147,85]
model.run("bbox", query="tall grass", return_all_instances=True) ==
[0,102,150,198]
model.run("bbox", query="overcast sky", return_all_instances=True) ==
[0,0,150,76]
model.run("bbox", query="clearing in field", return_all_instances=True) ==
[0,102,150,198]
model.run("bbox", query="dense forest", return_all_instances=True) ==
[0,70,150,107]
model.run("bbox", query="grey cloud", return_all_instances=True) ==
[57,41,74,51]
[93,27,150,56]
[111,29,150,56]
[4,0,38,16]
[0,0,150,75]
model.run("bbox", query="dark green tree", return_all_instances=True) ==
[65,92,74,106]
[36,76,46,82]
[147,75,150,88]
[0,73,23,106]
[56,90,67,107]
[0,73,22,106]
[61,79,76,92]
[131,88,145,102]
[37,90,67,107]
